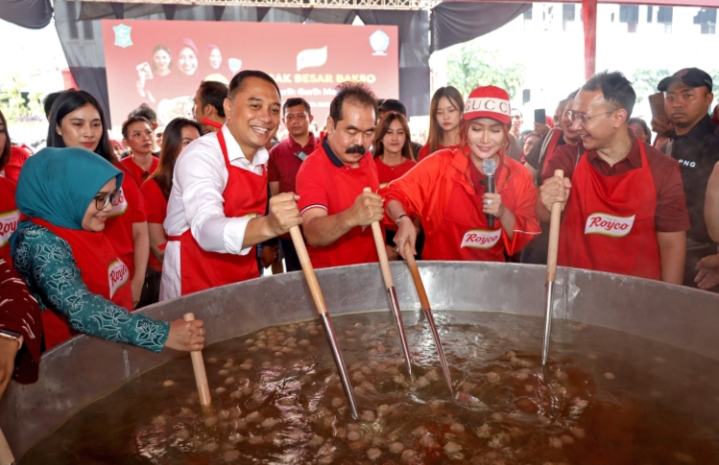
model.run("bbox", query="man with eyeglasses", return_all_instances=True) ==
[539,71,689,284]
[656,68,718,289]
[268,98,318,272]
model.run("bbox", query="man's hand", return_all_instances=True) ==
[695,249,719,290]
[386,244,399,261]
[267,193,301,236]
[260,245,279,269]
[539,175,571,212]
[394,216,418,259]
[650,117,673,137]
[348,191,384,227]
[533,122,550,136]
[0,337,19,401]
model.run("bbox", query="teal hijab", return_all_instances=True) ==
[14,147,123,235]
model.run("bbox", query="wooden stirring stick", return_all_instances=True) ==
[541,169,564,366]
[183,312,211,408]
[404,243,453,395]
[364,188,413,376]
[0,426,14,465]
[289,226,359,420]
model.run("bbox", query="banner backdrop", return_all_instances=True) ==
[101,19,399,129]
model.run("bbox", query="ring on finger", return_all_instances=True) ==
[487,199,493,206]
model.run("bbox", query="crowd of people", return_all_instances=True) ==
[1,66,719,405]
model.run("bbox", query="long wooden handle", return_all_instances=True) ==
[0,426,14,465]
[289,226,328,315]
[364,187,394,289]
[183,312,211,407]
[546,169,564,282]
[404,243,431,310]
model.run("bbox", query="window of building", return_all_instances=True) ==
[67,1,79,40]
[646,6,653,23]
[523,6,532,21]
[83,21,94,40]
[658,6,673,32]
[694,8,717,35]
[619,5,639,32]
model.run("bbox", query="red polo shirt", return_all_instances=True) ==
[268,134,319,194]
[141,178,168,272]
[542,137,689,233]
[120,155,160,187]
[296,139,380,269]
[417,144,458,161]
[375,157,416,187]
[105,170,148,278]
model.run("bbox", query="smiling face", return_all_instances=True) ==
[570,89,623,151]
[326,101,376,166]
[465,117,506,162]
[381,118,407,156]
[82,179,117,232]
[177,47,198,76]
[209,48,222,69]
[223,76,281,157]
[435,96,461,134]
[665,82,713,131]
[124,121,154,156]
[57,104,103,152]
[153,49,171,73]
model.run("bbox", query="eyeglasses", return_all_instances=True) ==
[566,110,615,125]
[95,190,122,210]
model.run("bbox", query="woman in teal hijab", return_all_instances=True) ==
[12,147,205,353]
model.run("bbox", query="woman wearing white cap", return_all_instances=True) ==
[382,85,540,261]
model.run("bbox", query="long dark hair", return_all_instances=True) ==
[46,90,114,163]
[428,86,464,154]
[149,117,201,200]
[373,111,415,161]
[0,109,10,171]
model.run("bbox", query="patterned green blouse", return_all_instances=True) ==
[12,225,170,353]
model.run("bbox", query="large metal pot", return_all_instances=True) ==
[3,262,718,459]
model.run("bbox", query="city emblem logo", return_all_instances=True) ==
[369,30,390,56]
[113,24,133,48]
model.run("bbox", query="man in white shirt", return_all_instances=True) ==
[161,70,301,300]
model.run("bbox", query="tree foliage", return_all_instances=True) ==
[446,43,526,100]
[0,74,45,122]
[631,68,719,104]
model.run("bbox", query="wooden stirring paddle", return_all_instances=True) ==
[289,225,359,420]
[541,169,564,366]
[404,243,453,395]
[183,312,211,408]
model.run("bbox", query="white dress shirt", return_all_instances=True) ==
[160,125,269,300]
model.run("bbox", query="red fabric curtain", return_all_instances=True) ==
[583,0,597,80]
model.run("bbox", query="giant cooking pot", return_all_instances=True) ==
[2,262,718,459]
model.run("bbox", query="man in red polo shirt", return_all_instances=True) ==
[295,82,383,269]
[269,97,318,271]
[539,71,689,284]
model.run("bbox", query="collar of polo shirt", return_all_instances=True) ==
[322,138,346,168]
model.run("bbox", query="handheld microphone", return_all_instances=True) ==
[482,158,497,228]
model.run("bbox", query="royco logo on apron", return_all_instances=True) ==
[107,188,128,218]
[584,213,635,237]
[108,259,130,298]
[0,209,20,247]
[461,229,502,249]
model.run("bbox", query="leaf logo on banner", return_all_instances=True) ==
[297,46,328,71]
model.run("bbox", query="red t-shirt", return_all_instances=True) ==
[120,155,159,187]
[105,169,148,278]
[268,134,318,194]
[374,157,417,187]
[141,178,168,272]
[0,177,19,264]
[296,140,380,269]
[542,137,690,233]
[3,145,32,184]
[417,144,458,162]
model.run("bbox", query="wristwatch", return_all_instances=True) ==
[395,214,408,226]
[0,328,23,350]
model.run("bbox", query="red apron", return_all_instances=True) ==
[104,185,135,276]
[558,139,660,280]
[168,130,267,296]
[31,218,133,350]
[423,170,505,262]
